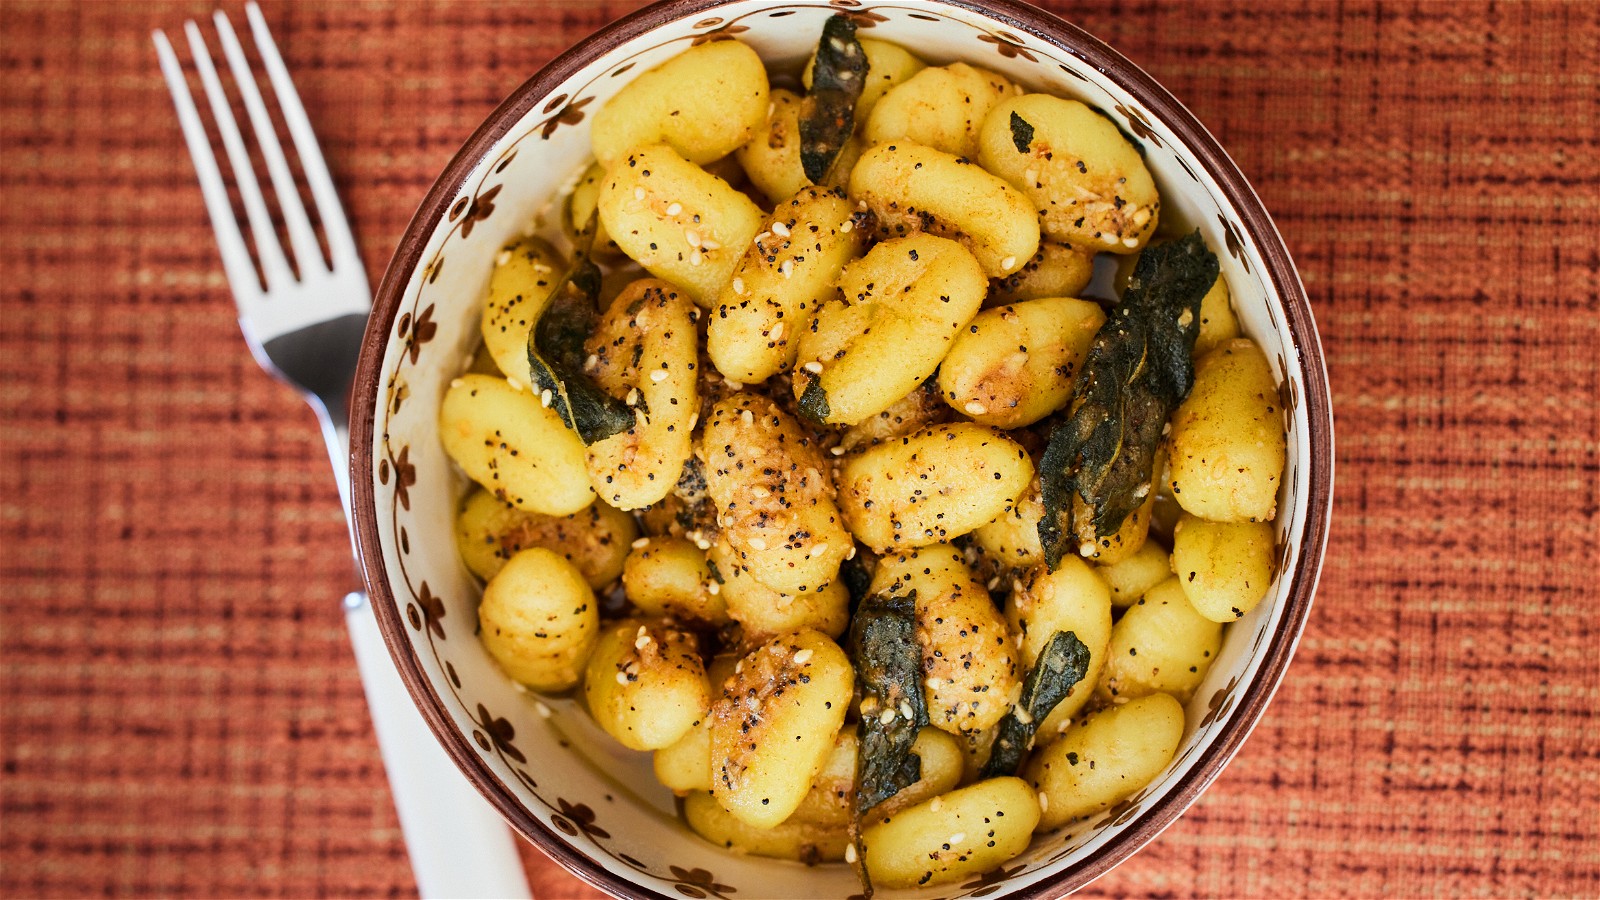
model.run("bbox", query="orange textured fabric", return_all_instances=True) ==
[1,1,1596,898]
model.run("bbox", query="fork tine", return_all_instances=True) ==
[183,20,294,290]
[245,2,363,275]
[212,9,326,277]
[154,28,263,305]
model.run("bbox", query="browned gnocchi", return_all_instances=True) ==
[442,20,1287,893]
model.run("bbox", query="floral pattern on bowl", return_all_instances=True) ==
[352,1,1333,897]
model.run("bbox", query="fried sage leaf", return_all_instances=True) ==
[1038,230,1218,568]
[1009,111,1035,153]
[851,589,928,814]
[980,630,1091,778]
[848,588,927,896]
[796,370,831,424]
[799,15,867,183]
[525,211,635,444]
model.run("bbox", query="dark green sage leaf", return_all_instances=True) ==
[525,210,635,444]
[1038,230,1217,569]
[848,588,926,898]
[796,371,831,424]
[800,15,867,183]
[1010,111,1034,153]
[850,589,928,815]
[981,630,1092,778]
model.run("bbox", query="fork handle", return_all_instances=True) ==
[345,591,533,900]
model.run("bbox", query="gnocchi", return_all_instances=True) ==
[978,93,1161,253]
[708,186,864,383]
[794,234,986,426]
[438,374,594,515]
[597,143,765,308]
[590,39,769,168]
[849,142,1039,278]
[1026,692,1185,830]
[478,548,599,691]
[937,297,1105,429]
[454,488,635,587]
[1171,513,1274,622]
[1167,339,1287,523]
[1096,576,1222,704]
[836,423,1033,550]
[710,629,853,828]
[583,617,710,751]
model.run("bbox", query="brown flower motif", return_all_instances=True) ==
[1218,214,1250,271]
[398,303,437,365]
[669,866,735,899]
[389,444,417,510]
[474,703,526,764]
[540,96,593,139]
[1199,674,1242,730]
[458,184,501,239]
[425,254,444,284]
[690,24,750,46]
[414,581,445,641]
[837,8,888,27]
[978,31,1037,62]
[963,863,1027,895]
[554,798,611,840]
[1113,103,1163,148]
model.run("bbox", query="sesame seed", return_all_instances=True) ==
[1038,792,1049,812]
[1001,256,1017,270]
[732,277,746,295]
[539,388,553,408]
[839,220,854,233]
[689,250,703,266]
[878,708,897,725]
[803,361,823,374]
[626,388,640,406]
[779,259,794,278]
[809,542,828,559]
[793,648,814,665]
[616,672,629,685]
[948,833,966,845]
[740,409,754,426]
[724,378,743,390]
[634,187,646,200]
[899,700,914,719]
[770,322,785,341]
[450,378,465,389]
[584,353,599,371]
[635,633,653,650]
[1123,236,1140,248]
[707,581,721,596]
[965,401,988,416]
[829,445,845,456]
[535,701,552,719]
[631,537,651,549]
[505,376,525,392]
[650,369,670,383]
[845,844,858,864]
[772,221,791,237]
[685,229,701,246]
[748,536,768,551]
[496,249,512,266]
[666,202,683,216]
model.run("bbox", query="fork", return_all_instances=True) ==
[154,6,531,897]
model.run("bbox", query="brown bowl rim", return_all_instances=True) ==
[350,0,1334,896]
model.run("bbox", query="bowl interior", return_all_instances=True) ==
[355,1,1327,897]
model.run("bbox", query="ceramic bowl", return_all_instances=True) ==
[351,0,1334,896]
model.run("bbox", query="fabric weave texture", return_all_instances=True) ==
[1,1,1596,897]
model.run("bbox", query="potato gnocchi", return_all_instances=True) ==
[437,20,1288,893]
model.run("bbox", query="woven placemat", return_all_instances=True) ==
[2,1,1596,897]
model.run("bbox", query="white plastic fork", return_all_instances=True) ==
[154,6,532,898]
